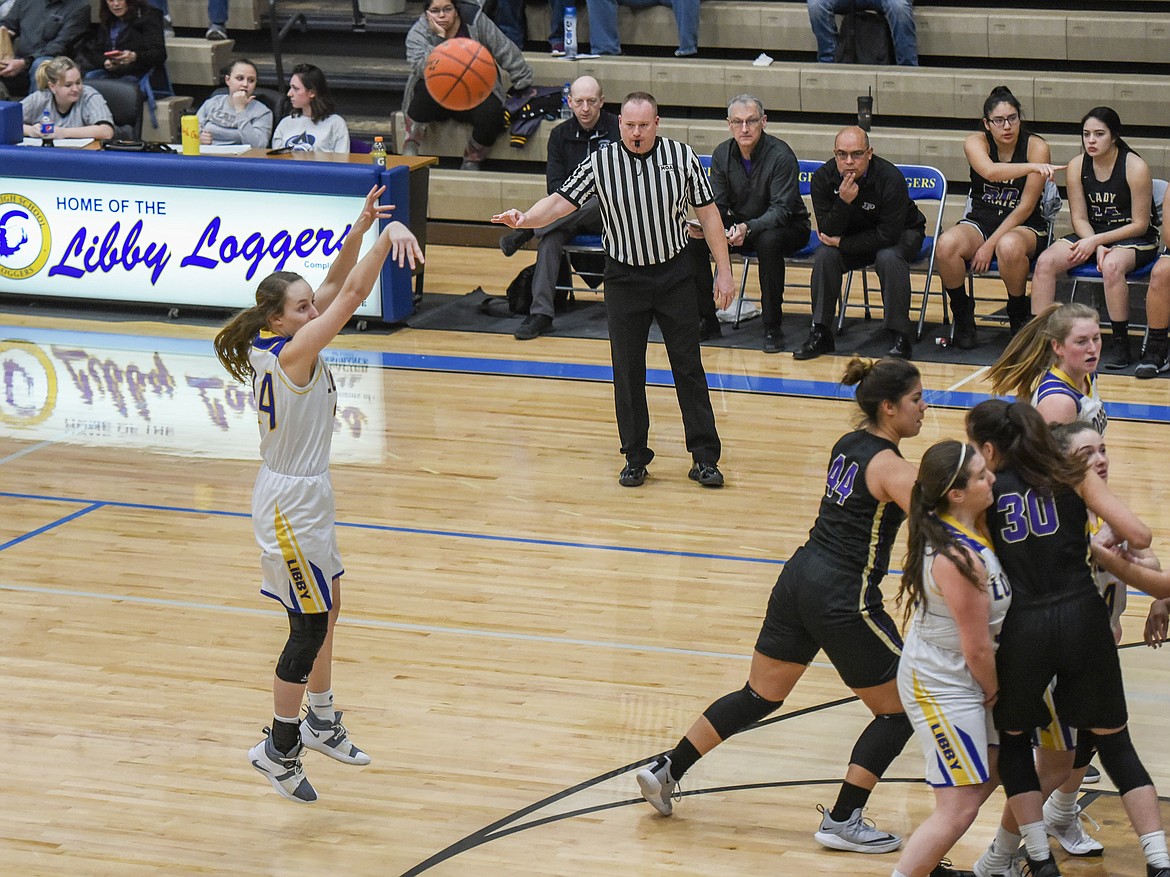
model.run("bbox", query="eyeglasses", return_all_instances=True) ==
[426,5,456,14]
[570,97,601,107]
[728,116,762,129]
[833,149,869,161]
[986,113,1019,128]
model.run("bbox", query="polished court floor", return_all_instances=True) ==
[1,246,1168,876]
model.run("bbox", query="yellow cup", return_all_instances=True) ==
[181,113,199,155]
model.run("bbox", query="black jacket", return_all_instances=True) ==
[810,153,926,258]
[77,6,167,80]
[545,109,620,194]
[709,132,809,236]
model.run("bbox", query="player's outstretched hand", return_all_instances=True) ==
[1144,598,1169,648]
[352,185,398,237]
[384,221,424,269]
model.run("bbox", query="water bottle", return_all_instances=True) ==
[560,82,571,119]
[563,6,578,60]
[39,107,55,145]
[371,135,386,168]
[180,109,199,155]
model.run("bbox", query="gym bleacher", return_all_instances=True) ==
[152,0,1170,243]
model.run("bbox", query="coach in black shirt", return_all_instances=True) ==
[493,91,734,489]
[796,126,926,361]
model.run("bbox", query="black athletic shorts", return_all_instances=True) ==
[993,590,1127,733]
[959,216,1047,247]
[1059,234,1160,271]
[755,546,902,689]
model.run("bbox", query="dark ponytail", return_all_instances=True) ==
[982,85,1023,124]
[966,400,1087,490]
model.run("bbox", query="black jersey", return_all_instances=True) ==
[1081,144,1159,240]
[986,468,1095,608]
[805,430,906,587]
[967,130,1045,232]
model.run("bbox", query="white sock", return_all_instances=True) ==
[1140,831,1170,869]
[1047,788,1078,824]
[1019,821,1050,861]
[892,870,909,877]
[986,826,1022,866]
[307,689,335,724]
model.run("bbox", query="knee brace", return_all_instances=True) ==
[1091,729,1153,795]
[998,731,1042,798]
[702,683,783,741]
[1072,731,1096,770]
[848,712,913,777]
[275,611,329,684]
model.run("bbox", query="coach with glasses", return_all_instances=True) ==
[796,126,926,361]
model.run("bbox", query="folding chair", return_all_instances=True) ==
[835,164,946,341]
[1067,178,1167,344]
[726,158,823,329]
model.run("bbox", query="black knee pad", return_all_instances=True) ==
[275,611,329,684]
[848,712,913,777]
[1092,729,1153,795]
[998,730,1041,798]
[1072,732,1096,770]
[702,683,783,740]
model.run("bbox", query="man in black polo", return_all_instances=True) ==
[689,93,810,352]
[493,92,734,489]
[796,126,926,360]
[498,75,620,341]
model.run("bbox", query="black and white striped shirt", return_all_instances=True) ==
[558,137,714,266]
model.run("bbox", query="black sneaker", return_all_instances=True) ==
[762,327,783,354]
[699,317,722,341]
[1103,336,1131,370]
[793,324,834,360]
[1135,347,1170,379]
[1023,855,1061,877]
[1080,762,1101,785]
[514,313,553,340]
[931,858,974,877]
[1147,865,1170,877]
[953,309,977,349]
[888,331,913,359]
[688,461,724,487]
[499,228,534,257]
[619,462,648,487]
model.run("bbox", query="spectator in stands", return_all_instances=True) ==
[486,0,525,50]
[688,94,811,351]
[934,85,1060,346]
[1135,232,1170,379]
[796,126,926,361]
[272,63,350,154]
[1030,106,1159,371]
[0,0,91,97]
[21,56,115,141]
[807,0,918,66]
[206,1,228,41]
[585,0,700,57]
[402,0,534,171]
[498,75,620,340]
[78,0,167,83]
[142,1,173,38]
[197,57,273,148]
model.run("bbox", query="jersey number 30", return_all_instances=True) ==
[825,454,858,506]
[996,490,1059,543]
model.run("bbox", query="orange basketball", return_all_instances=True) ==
[424,38,497,112]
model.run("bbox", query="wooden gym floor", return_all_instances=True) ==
[1,245,1168,876]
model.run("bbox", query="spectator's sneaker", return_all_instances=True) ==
[974,845,1024,877]
[813,804,902,853]
[499,228,534,257]
[1135,347,1170,379]
[1103,336,1131,370]
[300,710,371,766]
[636,755,678,816]
[514,313,552,341]
[699,316,722,341]
[619,462,647,487]
[794,323,834,360]
[206,24,229,40]
[249,733,317,803]
[550,43,565,56]
[163,14,175,39]
[1022,856,1061,877]
[763,327,783,353]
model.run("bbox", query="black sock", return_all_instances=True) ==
[1111,320,1130,342]
[945,285,969,313]
[667,736,701,780]
[271,716,301,754]
[1148,327,1169,357]
[830,781,871,822]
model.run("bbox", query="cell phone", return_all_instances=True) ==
[104,51,120,57]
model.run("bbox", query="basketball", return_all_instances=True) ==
[424,38,497,112]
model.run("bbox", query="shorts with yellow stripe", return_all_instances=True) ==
[253,465,342,614]
[1033,682,1077,751]
[898,632,996,787]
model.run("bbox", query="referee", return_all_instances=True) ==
[493,92,734,488]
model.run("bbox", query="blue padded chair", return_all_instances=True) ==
[835,164,947,341]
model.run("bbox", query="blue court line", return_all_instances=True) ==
[0,489,780,567]
[6,323,1168,421]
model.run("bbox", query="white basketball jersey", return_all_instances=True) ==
[248,333,336,477]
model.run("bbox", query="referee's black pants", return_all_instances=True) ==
[603,251,721,468]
